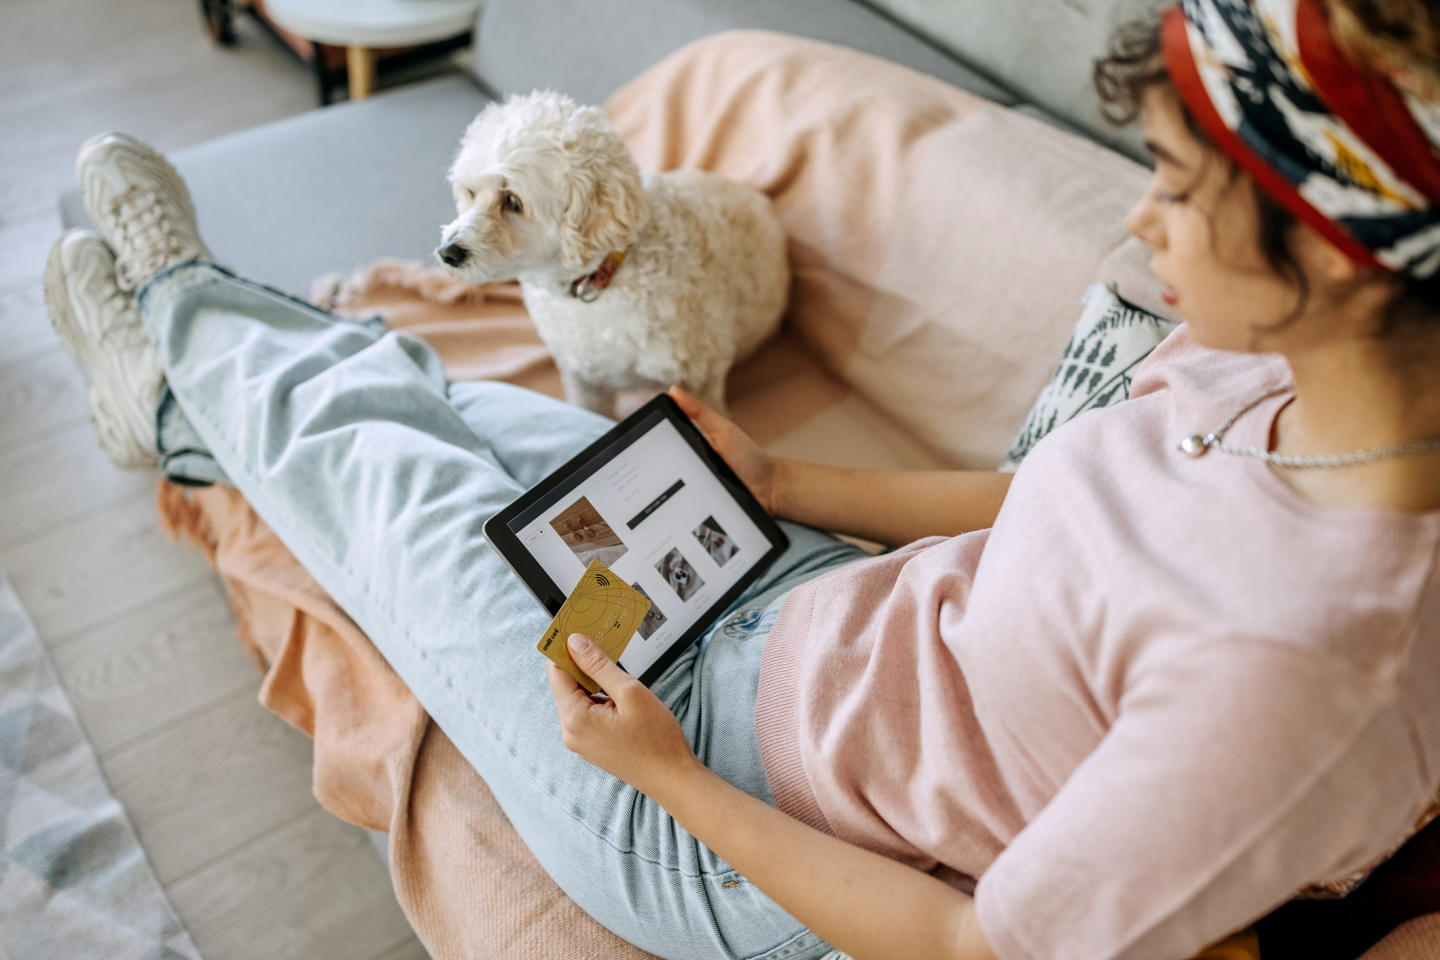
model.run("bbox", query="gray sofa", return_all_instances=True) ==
[61,0,1134,295]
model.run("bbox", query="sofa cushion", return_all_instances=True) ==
[998,284,1177,472]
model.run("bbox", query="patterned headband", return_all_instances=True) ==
[1162,0,1440,278]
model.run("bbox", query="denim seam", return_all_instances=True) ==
[136,259,221,310]
[738,925,824,960]
[139,259,314,312]
[153,387,169,461]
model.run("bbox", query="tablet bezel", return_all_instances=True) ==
[484,392,789,686]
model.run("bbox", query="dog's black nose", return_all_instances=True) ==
[436,243,469,267]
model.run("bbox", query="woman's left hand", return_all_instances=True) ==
[546,633,700,797]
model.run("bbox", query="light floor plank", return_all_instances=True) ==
[0,211,60,289]
[0,488,216,641]
[0,423,157,548]
[49,578,259,755]
[0,1,439,955]
[0,279,55,367]
[1,3,314,167]
[0,149,73,226]
[0,345,89,450]
[371,934,437,960]
[101,684,319,883]
[168,807,421,960]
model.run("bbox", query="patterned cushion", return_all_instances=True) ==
[999,283,1177,471]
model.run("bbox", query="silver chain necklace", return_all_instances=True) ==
[1178,380,1440,469]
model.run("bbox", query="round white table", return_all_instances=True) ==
[261,0,481,101]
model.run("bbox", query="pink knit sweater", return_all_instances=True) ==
[754,326,1440,960]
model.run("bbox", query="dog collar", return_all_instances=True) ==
[568,250,627,302]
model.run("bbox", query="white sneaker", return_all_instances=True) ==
[43,229,164,469]
[75,131,212,292]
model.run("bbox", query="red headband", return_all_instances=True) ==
[1161,0,1440,277]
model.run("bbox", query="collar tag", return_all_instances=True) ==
[568,250,627,302]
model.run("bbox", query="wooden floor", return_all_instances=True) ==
[0,3,448,957]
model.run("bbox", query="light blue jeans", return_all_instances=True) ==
[136,261,867,960]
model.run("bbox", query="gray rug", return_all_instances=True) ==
[0,570,202,960]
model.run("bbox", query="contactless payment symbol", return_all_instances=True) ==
[536,561,651,694]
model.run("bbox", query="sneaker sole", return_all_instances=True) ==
[42,229,89,362]
[42,230,162,470]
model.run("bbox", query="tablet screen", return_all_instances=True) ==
[491,396,785,682]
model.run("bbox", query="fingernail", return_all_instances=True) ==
[568,634,591,653]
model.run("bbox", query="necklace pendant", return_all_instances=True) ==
[1179,434,1209,457]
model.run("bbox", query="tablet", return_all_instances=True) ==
[485,393,790,685]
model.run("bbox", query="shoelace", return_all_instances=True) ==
[108,186,185,291]
[96,283,151,352]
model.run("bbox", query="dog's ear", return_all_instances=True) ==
[558,108,648,271]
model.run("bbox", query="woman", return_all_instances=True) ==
[43,1,1440,958]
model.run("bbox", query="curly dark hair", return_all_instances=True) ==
[1092,8,1440,339]
[1326,0,1440,99]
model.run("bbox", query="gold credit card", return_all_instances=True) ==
[537,561,651,694]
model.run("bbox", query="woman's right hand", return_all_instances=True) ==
[667,386,782,515]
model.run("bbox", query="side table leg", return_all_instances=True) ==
[312,43,332,106]
[346,45,376,100]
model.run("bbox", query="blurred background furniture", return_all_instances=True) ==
[200,0,478,104]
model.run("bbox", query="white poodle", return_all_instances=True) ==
[435,91,789,416]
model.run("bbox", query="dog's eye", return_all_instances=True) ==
[460,187,475,203]
[502,192,523,215]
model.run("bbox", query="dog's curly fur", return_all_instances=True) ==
[436,91,789,415]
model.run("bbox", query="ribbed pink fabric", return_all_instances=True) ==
[755,325,1440,960]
